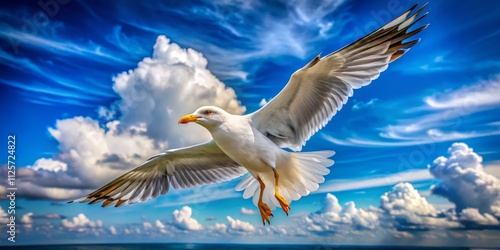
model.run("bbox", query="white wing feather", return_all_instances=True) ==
[70,141,246,207]
[249,3,429,150]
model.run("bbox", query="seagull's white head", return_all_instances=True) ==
[178,106,229,130]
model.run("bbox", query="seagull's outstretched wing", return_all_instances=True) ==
[70,141,246,207]
[249,3,429,151]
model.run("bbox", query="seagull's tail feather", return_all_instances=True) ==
[235,150,335,210]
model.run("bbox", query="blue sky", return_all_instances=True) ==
[1,0,500,247]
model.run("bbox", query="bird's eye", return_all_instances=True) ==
[204,110,212,115]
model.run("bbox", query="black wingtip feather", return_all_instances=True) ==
[408,3,419,14]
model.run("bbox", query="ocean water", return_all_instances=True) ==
[0,244,488,250]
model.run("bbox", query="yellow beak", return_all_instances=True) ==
[178,114,199,124]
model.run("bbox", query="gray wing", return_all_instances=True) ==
[249,3,428,151]
[70,140,246,207]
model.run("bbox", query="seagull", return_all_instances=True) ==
[70,3,428,225]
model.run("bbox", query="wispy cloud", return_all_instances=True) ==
[1,79,104,107]
[318,169,432,193]
[352,98,378,110]
[112,0,349,82]
[323,74,500,147]
[1,29,129,64]
[424,74,500,110]
[104,26,148,58]
[0,10,137,106]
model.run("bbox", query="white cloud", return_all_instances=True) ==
[380,183,460,229]
[259,98,267,107]
[20,212,34,230]
[0,35,245,201]
[155,219,165,229]
[143,222,153,231]
[0,117,157,200]
[0,207,9,224]
[29,158,67,172]
[240,207,257,215]
[429,142,500,217]
[324,126,500,148]
[113,35,245,146]
[172,206,203,231]
[312,143,500,234]
[154,219,169,234]
[425,74,500,110]
[459,208,499,226]
[214,223,227,233]
[0,28,129,65]
[132,207,204,235]
[318,168,432,193]
[323,75,500,148]
[109,225,118,235]
[62,213,103,231]
[305,193,379,232]
[305,167,496,238]
[484,161,500,179]
[226,216,255,234]
[352,98,378,111]
[20,212,34,224]
[380,183,437,217]
[48,117,157,187]
[122,0,348,83]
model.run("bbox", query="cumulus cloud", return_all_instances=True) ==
[143,222,153,231]
[109,225,118,235]
[225,216,255,234]
[380,183,460,230]
[214,223,227,232]
[0,206,9,224]
[305,193,379,233]
[172,206,203,231]
[429,143,500,218]
[110,206,202,236]
[305,183,491,237]
[459,208,499,226]
[48,117,156,187]
[20,212,34,224]
[113,35,245,146]
[0,35,245,201]
[0,117,157,200]
[381,183,436,217]
[305,143,500,237]
[62,213,103,231]
[29,158,67,172]
[20,212,34,230]
[240,207,257,215]
[154,219,169,234]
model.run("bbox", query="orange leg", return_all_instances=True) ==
[257,177,273,225]
[272,169,290,215]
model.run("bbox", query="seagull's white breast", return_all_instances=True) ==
[211,115,284,175]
